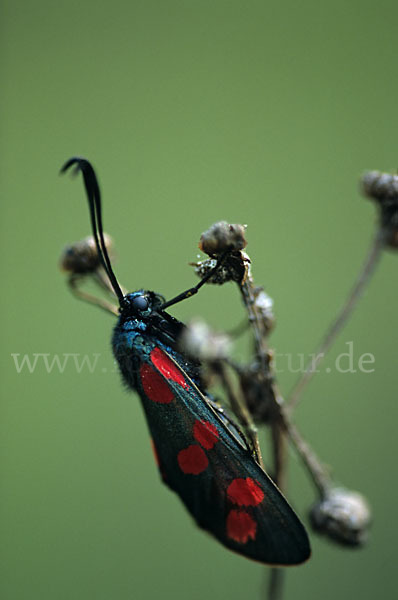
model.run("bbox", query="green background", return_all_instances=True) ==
[1,1,397,599]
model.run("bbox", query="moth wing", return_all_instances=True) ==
[137,347,310,565]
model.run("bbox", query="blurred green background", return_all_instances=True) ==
[1,1,397,599]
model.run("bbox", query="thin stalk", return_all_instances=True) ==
[217,362,264,468]
[238,273,288,600]
[267,569,285,600]
[278,404,331,496]
[287,229,385,411]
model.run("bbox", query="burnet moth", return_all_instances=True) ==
[61,157,310,565]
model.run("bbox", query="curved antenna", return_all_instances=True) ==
[60,157,125,307]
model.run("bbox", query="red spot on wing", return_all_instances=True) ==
[140,363,174,404]
[193,420,219,449]
[226,509,257,544]
[227,478,264,507]
[150,347,188,389]
[177,445,208,475]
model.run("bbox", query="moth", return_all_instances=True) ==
[61,157,310,565]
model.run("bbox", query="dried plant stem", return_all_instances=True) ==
[67,266,128,316]
[238,275,289,600]
[270,422,288,491]
[287,229,385,411]
[238,263,333,494]
[92,268,128,296]
[240,279,270,368]
[278,405,331,496]
[68,275,119,316]
[268,425,288,600]
[267,568,285,600]
[233,254,333,599]
[217,362,264,468]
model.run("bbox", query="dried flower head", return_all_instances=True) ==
[60,234,114,274]
[199,221,247,256]
[192,251,251,286]
[361,170,398,248]
[310,487,371,546]
[179,318,232,362]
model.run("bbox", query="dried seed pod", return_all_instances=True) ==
[179,318,232,362]
[253,287,275,333]
[192,251,251,286]
[361,171,398,200]
[238,360,275,424]
[361,170,398,248]
[199,221,247,256]
[310,487,371,546]
[60,234,113,274]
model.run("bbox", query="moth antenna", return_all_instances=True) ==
[61,157,125,307]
